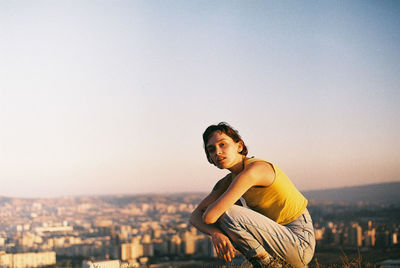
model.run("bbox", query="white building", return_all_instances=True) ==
[82,259,120,268]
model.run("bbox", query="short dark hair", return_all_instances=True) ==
[202,122,248,164]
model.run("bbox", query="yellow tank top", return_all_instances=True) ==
[241,158,308,225]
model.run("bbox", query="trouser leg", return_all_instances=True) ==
[216,205,315,268]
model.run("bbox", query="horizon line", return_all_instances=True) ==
[1,180,399,200]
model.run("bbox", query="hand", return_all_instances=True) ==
[210,232,236,262]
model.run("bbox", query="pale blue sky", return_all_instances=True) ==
[1,0,399,197]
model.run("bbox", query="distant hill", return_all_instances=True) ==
[1,182,399,205]
[0,196,12,205]
[303,181,400,205]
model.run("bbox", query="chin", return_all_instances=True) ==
[218,163,231,170]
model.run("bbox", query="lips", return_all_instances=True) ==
[216,157,226,163]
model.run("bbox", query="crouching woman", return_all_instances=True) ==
[190,122,315,267]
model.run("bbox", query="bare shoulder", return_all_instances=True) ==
[246,160,274,173]
[212,173,232,194]
[195,183,224,212]
[245,160,275,187]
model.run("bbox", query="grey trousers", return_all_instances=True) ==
[216,205,315,267]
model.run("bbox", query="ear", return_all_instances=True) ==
[237,142,244,153]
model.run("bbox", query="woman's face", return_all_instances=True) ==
[206,131,243,169]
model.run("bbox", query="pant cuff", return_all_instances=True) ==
[246,244,267,259]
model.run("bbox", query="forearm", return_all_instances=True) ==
[190,208,223,236]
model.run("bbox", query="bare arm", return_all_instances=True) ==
[203,161,275,224]
[190,180,236,262]
[189,189,224,235]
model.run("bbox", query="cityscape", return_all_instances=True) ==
[0,189,400,268]
[2,1,399,267]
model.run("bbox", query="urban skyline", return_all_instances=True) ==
[0,193,399,267]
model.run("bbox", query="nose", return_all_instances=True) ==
[215,146,222,155]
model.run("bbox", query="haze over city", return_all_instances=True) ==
[1,0,399,198]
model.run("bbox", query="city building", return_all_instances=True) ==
[0,251,56,268]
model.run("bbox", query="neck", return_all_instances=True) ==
[228,156,247,175]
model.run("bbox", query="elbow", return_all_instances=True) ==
[189,212,195,226]
[189,208,202,226]
[202,212,217,225]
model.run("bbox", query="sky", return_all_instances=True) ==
[1,0,399,198]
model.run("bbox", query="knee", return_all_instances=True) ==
[217,205,244,229]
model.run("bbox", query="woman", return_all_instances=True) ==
[190,122,315,267]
